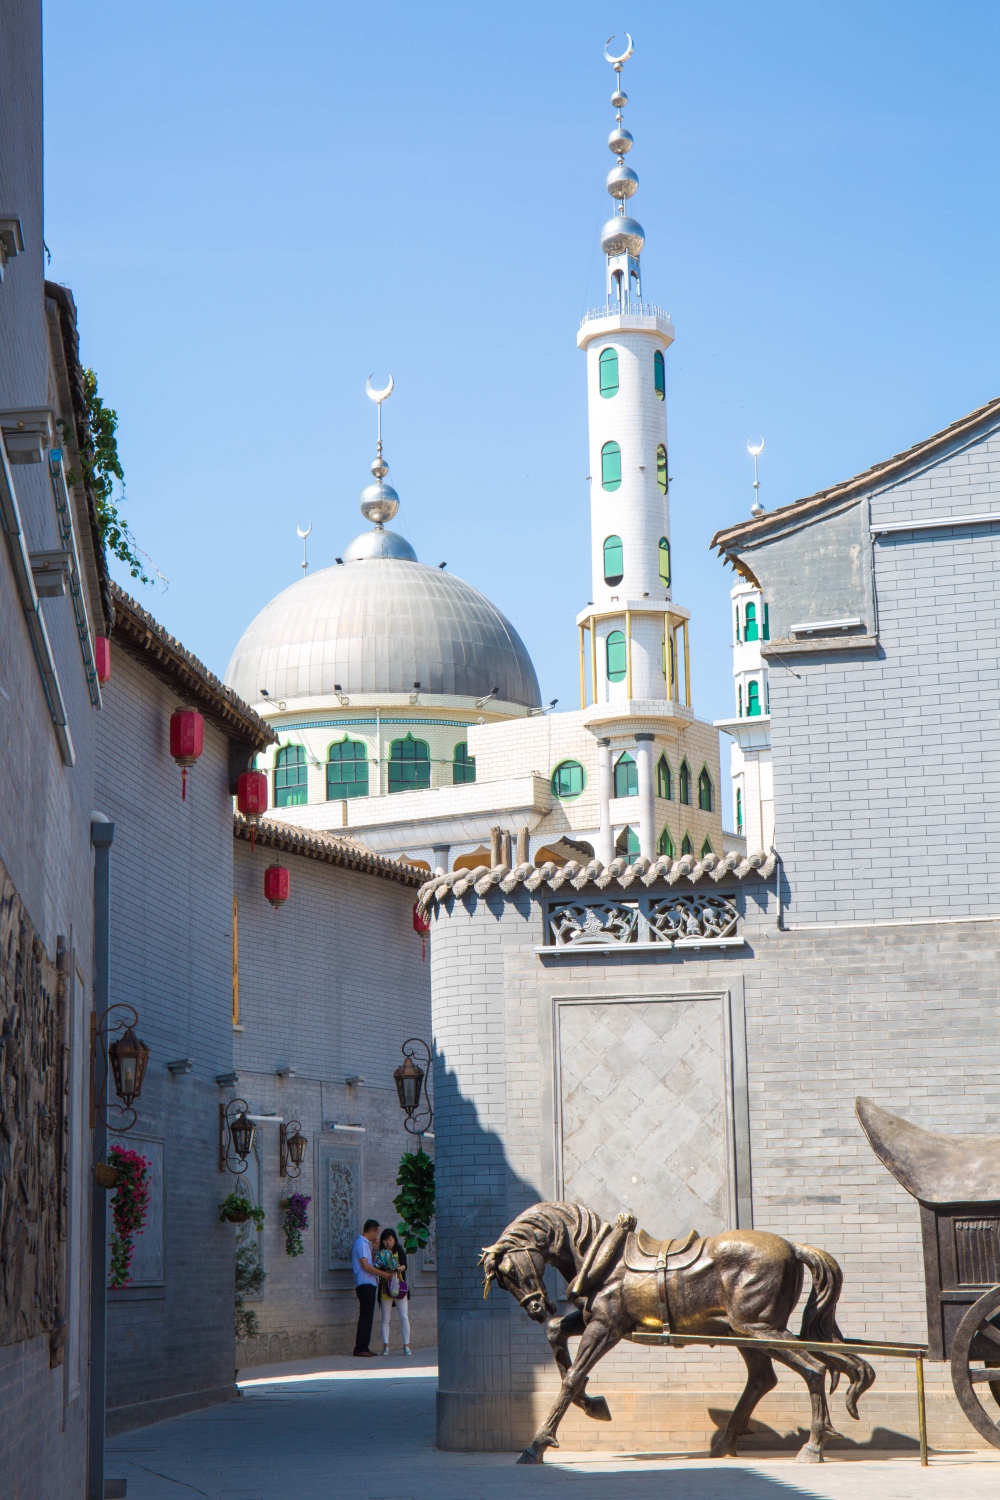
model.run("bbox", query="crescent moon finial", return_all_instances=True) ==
[604,33,633,67]
[365,372,394,404]
[296,523,312,539]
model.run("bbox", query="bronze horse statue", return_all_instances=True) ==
[480,1201,875,1465]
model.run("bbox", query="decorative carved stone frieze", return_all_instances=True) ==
[547,892,740,949]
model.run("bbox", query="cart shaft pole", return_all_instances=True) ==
[916,1352,928,1466]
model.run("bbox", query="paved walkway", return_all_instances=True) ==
[107,1351,1000,1500]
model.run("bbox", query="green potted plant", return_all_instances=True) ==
[219,1190,264,1231]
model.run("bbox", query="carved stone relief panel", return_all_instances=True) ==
[0,866,65,1347]
[555,995,734,1240]
[317,1137,361,1289]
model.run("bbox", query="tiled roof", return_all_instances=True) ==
[418,849,778,914]
[235,814,424,887]
[111,584,276,751]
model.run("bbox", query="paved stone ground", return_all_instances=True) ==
[106,1351,1000,1500]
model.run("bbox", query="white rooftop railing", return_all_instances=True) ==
[580,302,672,327]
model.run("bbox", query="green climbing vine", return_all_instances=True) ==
[392,1146,435,1253]
[65,368,149,582]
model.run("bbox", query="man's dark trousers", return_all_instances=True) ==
[354,1284,377,1353]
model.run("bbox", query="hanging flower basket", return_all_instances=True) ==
[107,1146,150,1289]
[279,1193,311,1256]
[94,1162,121,1190]
[219,1191,265,1231]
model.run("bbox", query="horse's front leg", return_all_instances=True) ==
[546,1309,611,1423]
[517,1318,621,1464]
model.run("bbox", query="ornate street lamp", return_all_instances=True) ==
[107,1026,150,1110]
[280,1119,308,1178]
[393,1038,433,1137]
[219,1097,256,1175]
[92,1005,149,1133]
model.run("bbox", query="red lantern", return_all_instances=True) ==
[94,637,111,684]
[413,902,431,961]
[264,864,289,910]
[237,769,268,852]
[169,708,204,800]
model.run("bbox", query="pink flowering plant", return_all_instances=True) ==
[107,1146,150,1288]
[279,1193,311,1257]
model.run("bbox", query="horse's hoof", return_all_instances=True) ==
[710,1437,739,1459]
[583,1396,612,1422]
[795,1444,824,1465]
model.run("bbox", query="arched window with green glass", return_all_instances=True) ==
[680,833,693,856]
[388,734,430,793]
[656,444,667,495]
[618,825,640,866]
[551,760,585,799]
[747,680,761,717]
[657,826,674,857]
[658,536,670,586]
[698,768,713,812]
[653,348,665,401]
[656,754,672,799]
[453,742,476,784]
[326,737,368,800]
[678,759,691,805]
[763,602,770,641]
[598,347,619,398]
[744,601,759,641]
[603,535,624,586]
[613,751,638,798]
[601,440,622,491]
[606,629,627,683]
[274,745,308,807]
[700,836,714,859]
[736,787,743,832]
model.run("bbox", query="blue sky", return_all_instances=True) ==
[43,1,1000,728]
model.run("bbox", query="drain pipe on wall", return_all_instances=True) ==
[88,813,114,1500]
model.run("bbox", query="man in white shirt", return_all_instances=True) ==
[352,1218,391,1357]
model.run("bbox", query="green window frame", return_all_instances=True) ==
[606,630,627,683]
[274,745,308,807]
[657,825,675,857]
[681,833,693,856]
[619,825,640,866]
[656,754,672,800]
[678,759,691,805]
[656,444,667,495]
[744,601,759,641]
[603,534,624,586]
[700,836,714,859]
[738,683,743,718]
[453,742,476,784]
[326,737,369,800]
[747,680,761,717]
[763,602,770,641]
[698,768,713,812]
[388,734,430,793]
[551,760,585,799]
[601,440,622,491]
[658,536,670,586]
[653,348,665,401]
[736,787,743,833]
[598,347,619,398]
[613,751,638,798]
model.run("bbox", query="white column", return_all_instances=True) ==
[597,738,613,865]
[634,733,655,860]
[431,843,450,875]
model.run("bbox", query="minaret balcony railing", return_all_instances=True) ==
[580,302,671,328]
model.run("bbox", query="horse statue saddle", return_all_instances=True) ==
[623,1225,703,1273]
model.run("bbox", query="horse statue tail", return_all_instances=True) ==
[794,1243,876,1419]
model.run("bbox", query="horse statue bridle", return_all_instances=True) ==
[482,1243,556,1318]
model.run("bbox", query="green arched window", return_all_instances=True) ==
[700,836,714,859]
[618,825,641,866]
[656,444,667,495]
[551,760,585,799]
[653,348,665,401]
[744,601,759,641]
[747,680,761,717]
[453,742,476,784]
[698,768,713,812]
[601,440,622,491]
[388,734,430,793]
[736,787,743,832]
[658,536,670,586]
[613,751,638,798]
[598,347,619,398]
[678,759,691,805]
[656,754,672,800]
[326,737,368,800]
[763,602,770,641]
[681,833,694,856]
[274,745,308,807]
[658,826,675,857]
[603,535,624,586]
[606,630,627,683]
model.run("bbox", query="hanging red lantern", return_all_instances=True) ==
[169,708,204,800]
[413,902,431,961]
[264,864,289,910]
[94,637,111,684]
[237,769,268,852]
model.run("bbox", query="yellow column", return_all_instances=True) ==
[683,623,691,706]
[666,615,675,701]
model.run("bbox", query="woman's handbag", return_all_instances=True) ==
[396,1279,408,1299]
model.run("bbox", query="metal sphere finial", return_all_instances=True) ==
[748,438,766,517]
[362,374,399,526]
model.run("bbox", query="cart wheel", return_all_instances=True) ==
[950,1285,1000,1448]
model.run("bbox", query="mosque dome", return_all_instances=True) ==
[225,535,541,708]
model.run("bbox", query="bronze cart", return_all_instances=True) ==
[858,1096,1000,1449]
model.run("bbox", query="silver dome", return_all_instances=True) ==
[606,164,638,200]
[600,214,645,256]
[342,526,417,562]
[225,556,541,707]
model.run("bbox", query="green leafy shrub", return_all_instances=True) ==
[235,1240,266,1338]
[393,1147,435,1252]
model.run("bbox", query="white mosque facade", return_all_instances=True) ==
[225,55,727,871]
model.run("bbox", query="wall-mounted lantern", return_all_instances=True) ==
[219,1096,256,1174]
[107,1026,150,1109]
[279,1119,308,1178]
[92,1005,150,1133]
[393,1038,433,1137]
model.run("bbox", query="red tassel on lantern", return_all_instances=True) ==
[237,769,268,852]
[413,903,431,962]
[264,864,289,910]
[94,637,111,684]
[169,708,204,800]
